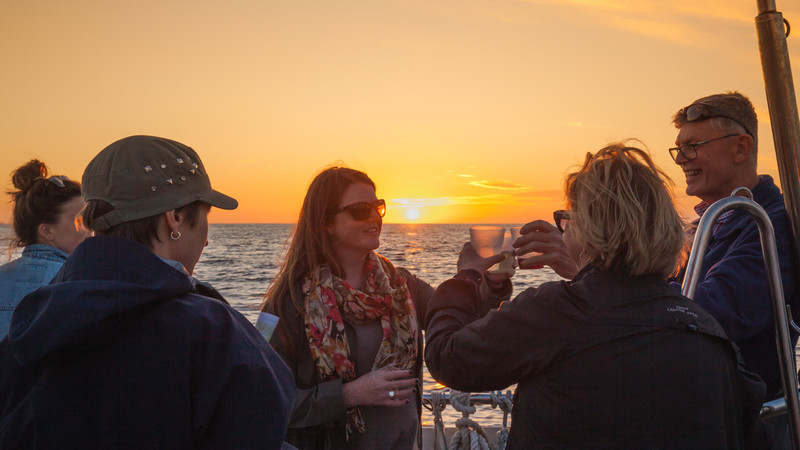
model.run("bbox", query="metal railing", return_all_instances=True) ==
[681,191,800,448]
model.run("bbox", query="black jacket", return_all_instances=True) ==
[425,266,767,449]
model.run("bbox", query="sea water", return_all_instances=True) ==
[194,223,564,427]
[5,223,800,427]
[0,223,560,427]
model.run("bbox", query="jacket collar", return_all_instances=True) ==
[21,244,69,262]
[709,175,782,241]
[569,265,673,309]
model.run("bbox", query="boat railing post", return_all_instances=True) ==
[682,194,800,448]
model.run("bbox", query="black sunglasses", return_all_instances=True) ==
[678,103,753,137]
[330,199,386,221]
[553,209,571,233]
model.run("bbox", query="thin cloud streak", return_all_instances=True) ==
[516,0,750,22]
[513,0,751,45]
[468,180,532,190]
[392,190,562,208]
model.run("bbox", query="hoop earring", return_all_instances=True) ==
[170,231,182,240]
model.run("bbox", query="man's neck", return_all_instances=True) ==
[701,171,761,205]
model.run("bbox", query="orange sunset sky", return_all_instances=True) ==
[2,1,800,224]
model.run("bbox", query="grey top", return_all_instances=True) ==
[347,320,418,450]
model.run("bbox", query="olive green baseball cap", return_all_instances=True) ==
[82,135,238,231]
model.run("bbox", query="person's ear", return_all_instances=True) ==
[732,134,754,163]
[325,217,334,236]
[164,210,182,234]
[38,222,55,244]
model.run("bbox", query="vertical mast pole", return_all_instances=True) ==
[756,1,800,447]
[756,0,800,253]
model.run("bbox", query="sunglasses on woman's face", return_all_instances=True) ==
[331,199,386,221]
[553,209,571,233]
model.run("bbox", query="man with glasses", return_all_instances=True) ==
[668,92,800,447]
[669,92,799,401]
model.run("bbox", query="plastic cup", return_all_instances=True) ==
[469,226,504,258]
[488,230,516,275]
[510,226,543,269]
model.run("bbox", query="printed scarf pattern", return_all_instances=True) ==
[303,252,418,437]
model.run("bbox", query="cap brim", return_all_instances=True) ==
[202,190,239,210]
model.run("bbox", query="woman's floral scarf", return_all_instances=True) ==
[303,252,418,437]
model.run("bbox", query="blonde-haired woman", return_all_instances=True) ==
[425,143,766,448]
[262,165,510,449]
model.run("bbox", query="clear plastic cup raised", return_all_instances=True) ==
[510,226,544,269]
[469,225,512,274]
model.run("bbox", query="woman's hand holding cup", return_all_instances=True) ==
[457,242,509,278]
[513,220,579,280]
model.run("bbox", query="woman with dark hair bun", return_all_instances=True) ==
[0,159,88,339]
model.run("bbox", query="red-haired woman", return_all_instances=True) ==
[263,165,509,449]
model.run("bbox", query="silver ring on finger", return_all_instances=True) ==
[388,390,396,400]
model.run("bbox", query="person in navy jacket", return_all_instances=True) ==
[0,136,296,449]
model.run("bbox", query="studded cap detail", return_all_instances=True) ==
[82,135,238,231]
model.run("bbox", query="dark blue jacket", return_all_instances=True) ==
[0,236,296,449]
[671,176,800,400]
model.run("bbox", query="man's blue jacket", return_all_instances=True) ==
[672,175,800,400]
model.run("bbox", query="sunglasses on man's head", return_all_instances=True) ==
[330,199,386,221]
[553,209,571,233]
[679,103,753,137]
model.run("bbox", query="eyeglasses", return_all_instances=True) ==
[668,133,741,162]
[330,199,386,221]
[678,103,753,137]
[47,175,68,188]
[553,209,571,233]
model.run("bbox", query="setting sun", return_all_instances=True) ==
[0,1,797,225]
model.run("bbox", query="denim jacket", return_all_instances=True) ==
[0,244,68,339]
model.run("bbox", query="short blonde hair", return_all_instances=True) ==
[565,143,686,278]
